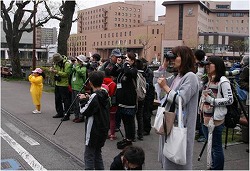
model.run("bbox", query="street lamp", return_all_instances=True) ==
[32,0,37,70]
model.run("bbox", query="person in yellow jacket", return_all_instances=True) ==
[28,68,45,114]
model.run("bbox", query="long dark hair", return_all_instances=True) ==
[172,46,195,76]
[208,56,226,83]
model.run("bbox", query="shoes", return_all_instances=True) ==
[143,131,150,136]
[32,109,41,114]
[53,114,63,118]
[197,137,206,142]
[61,116,70,121]
[74,118,84,123]
[109,135,117,141]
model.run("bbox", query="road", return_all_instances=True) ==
[1,109,84,170]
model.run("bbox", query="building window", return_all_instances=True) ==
[129,31,131,36]
[217,13,229,17]
[154,46,156,51]
[157,29,159,34]
[120,32,122,37]
[116,32,118,37]
[134,39,136,44]
[241,20,244,23]
[232,13,244,17]
[129,40,131,44]
[152,29,154,34]
[101,34,102,38]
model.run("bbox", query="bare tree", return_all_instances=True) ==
[138,35,152,58]
[1,0,76,78]
[1,0,56,77]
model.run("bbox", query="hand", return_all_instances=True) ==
[157,77,167,88]
[162,58,169,69]
[157,77,171,93]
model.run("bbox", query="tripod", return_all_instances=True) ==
[197,79,249,160]
[53,78,89,135]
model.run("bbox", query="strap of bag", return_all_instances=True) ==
[162,93,177,109]
[163,93,177,135]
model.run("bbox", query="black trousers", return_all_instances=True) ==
[143,97,154,133]
[55,85,71,116]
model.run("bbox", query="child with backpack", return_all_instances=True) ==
[103,68,118,140]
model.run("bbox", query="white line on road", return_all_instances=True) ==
[5,122,40,146]
[0,128,47,170]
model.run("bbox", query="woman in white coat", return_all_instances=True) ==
[157,46,199,169]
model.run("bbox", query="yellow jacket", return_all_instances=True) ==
[29,74,43,105]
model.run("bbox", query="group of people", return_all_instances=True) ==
[28,45,248,170]
[156,46,248,170]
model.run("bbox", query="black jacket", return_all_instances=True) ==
[80,89,110,147]
[112,62,137,107]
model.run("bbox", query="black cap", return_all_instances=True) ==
[92,53,101,61]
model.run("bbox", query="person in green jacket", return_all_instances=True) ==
[50,53,72,121]
[71,55,88,123]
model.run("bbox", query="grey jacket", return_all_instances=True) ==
[158,72,199,170]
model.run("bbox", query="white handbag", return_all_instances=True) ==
[153,94,177,135]
[163,92,187,165]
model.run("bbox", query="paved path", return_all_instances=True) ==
[1,80,249,170]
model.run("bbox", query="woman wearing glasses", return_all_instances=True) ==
[157,46,199,169]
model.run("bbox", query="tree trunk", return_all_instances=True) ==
[57,1,75,56]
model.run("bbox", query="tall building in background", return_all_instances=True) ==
[39,27,57,46]
[67,0,249,63]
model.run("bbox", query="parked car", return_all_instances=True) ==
[1,66,12,77]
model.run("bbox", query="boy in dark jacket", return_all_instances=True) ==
[79,71,110,170]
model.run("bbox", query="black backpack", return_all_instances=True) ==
[222,83,241,128]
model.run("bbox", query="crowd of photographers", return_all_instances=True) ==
[47,46,248,170]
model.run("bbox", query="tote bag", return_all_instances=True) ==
[153,94,177,135]
[163,93,187,165]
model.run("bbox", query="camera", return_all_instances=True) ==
[54,75,61,82]
[164,51,177,59]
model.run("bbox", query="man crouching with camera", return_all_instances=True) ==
[50,53,72,121]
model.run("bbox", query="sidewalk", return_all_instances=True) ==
[1,80,249,170]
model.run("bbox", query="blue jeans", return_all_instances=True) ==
[202,123,224,170]
[84,145,104,170]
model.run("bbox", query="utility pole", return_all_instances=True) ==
[32,1,37,70]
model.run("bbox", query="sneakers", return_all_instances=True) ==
[32,109,41,114]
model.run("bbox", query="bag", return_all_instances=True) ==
[221,83,241,128]
[107,82,117,106]
[236,83,248,101]
[163,93,187,165]
[117,139,132,150]
[133,72,147,101]
[153,94,177,135]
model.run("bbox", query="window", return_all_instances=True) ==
[154,46,156,51]
[232,13,244,17]
[134,39,136,44]
[152,29,154,34]
[157,29,159,34]
[217,13,229,17]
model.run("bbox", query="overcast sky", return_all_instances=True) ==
[43,0,249,34]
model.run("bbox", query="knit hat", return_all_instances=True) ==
[241,56,249,65]
[52,53,63,63]
[111,49,122,57]
[32,68,43,74]
[76,55,88,63]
